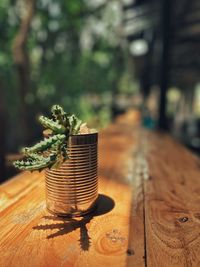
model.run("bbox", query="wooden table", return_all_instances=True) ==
[0,117,200,267]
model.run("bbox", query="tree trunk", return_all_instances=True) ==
[0,82,6,182]
[13,0,35,144]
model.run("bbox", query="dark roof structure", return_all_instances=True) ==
[122,0,200,129]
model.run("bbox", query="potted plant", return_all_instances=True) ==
[14,105,98,217]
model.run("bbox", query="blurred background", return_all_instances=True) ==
[0,0,200,182]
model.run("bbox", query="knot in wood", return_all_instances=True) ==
[127,248,135,256]
[178,217,188,223]
[105,229,126,244]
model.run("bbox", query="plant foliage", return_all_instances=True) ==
[13,105,83,171]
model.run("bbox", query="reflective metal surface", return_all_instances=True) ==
[45,133,98,217]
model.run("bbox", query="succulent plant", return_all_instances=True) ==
[13,105,83,171]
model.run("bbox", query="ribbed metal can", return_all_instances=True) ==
[45,133,98,217]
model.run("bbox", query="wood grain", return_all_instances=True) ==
[0,120,145,267]
[1,115,199,267]
[145,132,200,267]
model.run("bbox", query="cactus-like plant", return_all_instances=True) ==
[13,105,83,171]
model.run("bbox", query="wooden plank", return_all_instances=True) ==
[145,132,200,267]
[0,122,145,267]
[0,171,44,211]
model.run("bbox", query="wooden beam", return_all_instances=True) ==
[145,132,200,266]
[158,0,172,130]
[0,118,146,267]
[174,36,200,43]
[1,117,200,266]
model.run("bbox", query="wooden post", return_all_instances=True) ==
[158,0,171,130]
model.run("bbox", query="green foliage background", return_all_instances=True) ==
[0,0,136,152]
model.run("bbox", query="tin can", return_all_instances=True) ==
[45,133,98,217]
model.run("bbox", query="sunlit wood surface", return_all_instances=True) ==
[0,113,200,267]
